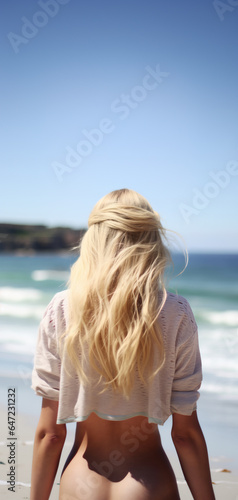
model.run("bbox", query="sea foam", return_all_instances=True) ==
[0,287,43,302]
[31,270,69,281]
[0,303,44,319]
[200,310,238,327]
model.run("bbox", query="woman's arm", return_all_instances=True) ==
[172,411,215,500]
[30,398,67,500]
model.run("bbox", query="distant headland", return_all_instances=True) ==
[0,223,86,253]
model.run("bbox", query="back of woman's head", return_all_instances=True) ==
[64,189,171,398]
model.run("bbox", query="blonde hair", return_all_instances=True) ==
[63,189,171,398]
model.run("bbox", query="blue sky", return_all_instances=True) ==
[1,0,238,251]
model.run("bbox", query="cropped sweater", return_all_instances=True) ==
[31,290,202,425]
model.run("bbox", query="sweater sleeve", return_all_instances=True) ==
[170,299,202,415]
[31,295,62,401]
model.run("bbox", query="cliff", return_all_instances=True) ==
[0,223,86,252]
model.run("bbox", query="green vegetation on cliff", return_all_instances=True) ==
[0,223,86,252]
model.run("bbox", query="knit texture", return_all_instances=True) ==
[32,290,202,425]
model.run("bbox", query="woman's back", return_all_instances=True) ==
[30,189,215,500]
[59,413,180,500]
[32,288,201,500]
[32,289,202,427]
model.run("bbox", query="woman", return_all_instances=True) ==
[31,189,215,500]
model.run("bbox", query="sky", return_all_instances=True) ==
[1,0,238,252]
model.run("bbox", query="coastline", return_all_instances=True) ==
[0,404,238,500]
[1,252,238,499]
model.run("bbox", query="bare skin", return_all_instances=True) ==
[59,412,180,500]
[31,400,215,500]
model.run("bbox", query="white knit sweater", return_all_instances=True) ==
[32,290,202,425]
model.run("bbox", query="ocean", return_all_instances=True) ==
[0,252,238,469]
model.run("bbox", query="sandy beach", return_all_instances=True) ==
[0,253,238,499]
[0,408,237,500]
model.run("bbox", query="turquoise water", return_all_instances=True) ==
[0,252,238,396]
[0,252,238,470]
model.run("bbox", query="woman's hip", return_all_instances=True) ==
[59,447,180,500]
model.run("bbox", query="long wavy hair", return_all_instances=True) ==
[63,189,172,398]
